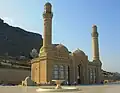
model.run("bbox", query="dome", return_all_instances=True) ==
[56,44,68,52]
[56,44,69,57]
[73,48,86,56]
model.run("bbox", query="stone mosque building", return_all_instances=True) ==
[31,2,102,85]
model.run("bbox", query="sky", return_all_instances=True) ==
[0,0,120,73]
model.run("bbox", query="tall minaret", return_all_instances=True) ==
[91,25,100,61]
[43,2,53,48]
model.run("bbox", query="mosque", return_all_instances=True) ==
[31,2,102,85]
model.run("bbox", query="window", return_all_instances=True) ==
[66,66,68,80]
[93,69,96,82]
[54,70,59,79]
[54,65,59,70]
[52,65,59,79]
[90,68,93,81]
[52,64,66,80]
[59,65,64,79]
[92,69,95,82]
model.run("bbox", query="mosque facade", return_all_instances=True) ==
[31,2,102,85]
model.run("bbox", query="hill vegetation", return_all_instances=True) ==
[0,18,43,59]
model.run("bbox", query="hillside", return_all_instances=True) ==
[0,18,43,58]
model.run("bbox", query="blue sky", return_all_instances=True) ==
[0,0,120,73]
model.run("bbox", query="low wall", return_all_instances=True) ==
[0,68,31,84]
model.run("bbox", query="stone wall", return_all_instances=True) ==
[0,68,30,84]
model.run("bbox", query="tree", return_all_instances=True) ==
[112,72,120,81]
[30,48,38,59]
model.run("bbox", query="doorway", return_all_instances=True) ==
[77,64,82,84]
[67,66,70,84]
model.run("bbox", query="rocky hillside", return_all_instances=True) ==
[0,18,43,58]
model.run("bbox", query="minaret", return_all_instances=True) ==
[91,25,100,61]
[43,2,53,49]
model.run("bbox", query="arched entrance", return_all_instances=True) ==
[77,64,83,84]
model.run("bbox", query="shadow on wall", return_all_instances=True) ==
[0,68,30,85]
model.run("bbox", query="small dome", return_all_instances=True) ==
[56,44,68,51]
[73,48,85,56]
[56,44,69,57]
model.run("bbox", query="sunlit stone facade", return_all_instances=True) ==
[31,2,102,85]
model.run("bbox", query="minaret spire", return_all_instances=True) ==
[91,25,100,61]
[43,2,53,48]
